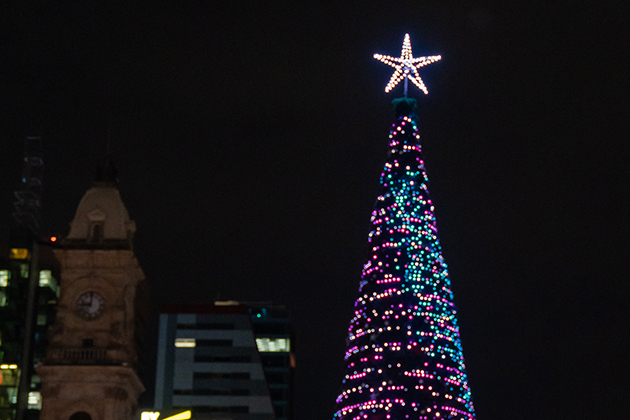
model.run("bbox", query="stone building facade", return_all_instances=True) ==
[38,169,146,420]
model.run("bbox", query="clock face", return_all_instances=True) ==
[75,291,105,319]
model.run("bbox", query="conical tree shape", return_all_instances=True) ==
[334,99,475,420]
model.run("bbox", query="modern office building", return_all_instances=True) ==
[154,302,294,420]
[0,231,60,420]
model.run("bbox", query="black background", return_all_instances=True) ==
[0,2,627,419]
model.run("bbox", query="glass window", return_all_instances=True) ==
[195,339,232,347]
[9,249,28,260]
[193,372,250,380]
[39,270,51,286]
[20,264,29,279]
[0,270,9,287]
[174,338,196,348]
[89,223,103,244]
[256,338,290,352]
[27,391,41,409]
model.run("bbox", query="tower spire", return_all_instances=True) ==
[95,119,118,187]
[94,155,118,187]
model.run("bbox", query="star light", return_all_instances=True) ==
[374,34,441,95]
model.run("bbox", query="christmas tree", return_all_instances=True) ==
[333,35,475,420]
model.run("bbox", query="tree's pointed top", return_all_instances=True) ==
[392,97,418,119]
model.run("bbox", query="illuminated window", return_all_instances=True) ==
[39,270,59,295]
[141,413,160,420]
[0,367,19,390]
[0,291,6,307]
[0,270,9,287]
[39,270,51,286]
[256,338,290,352]
[28,391,41,409]
[0,364,18,369]
[10,249,29,260]
[20,264,29,278]
[174,338,196,348]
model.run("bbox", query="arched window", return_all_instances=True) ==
[69,412,92,420]
[90,223,103,244]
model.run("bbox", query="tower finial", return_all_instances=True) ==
[94,155,118,187]
[96,116,118,187]
[106,113,113,156]
[374,33,441,95]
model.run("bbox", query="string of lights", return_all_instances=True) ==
[374,33,441,95]
[333,106,476,420]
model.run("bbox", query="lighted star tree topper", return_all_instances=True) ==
[374,33,441,96]
[333,38,476,420]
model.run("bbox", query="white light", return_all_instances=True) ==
[39,270,52,286]
[141,413,160,420]
[27,391,41,409]
[374,33,441,94]
[0,270,9,287]
[174,338,196,348]
[256,338,290,352]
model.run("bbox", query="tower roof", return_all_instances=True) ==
[64,183,135,248]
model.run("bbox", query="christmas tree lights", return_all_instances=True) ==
[333,37,475,420]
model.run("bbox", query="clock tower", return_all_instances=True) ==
[39,162,146,420]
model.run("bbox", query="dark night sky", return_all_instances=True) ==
[0,2,628,419]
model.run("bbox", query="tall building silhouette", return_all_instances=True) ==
[1,136,59,420]
[334,35,475,420]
